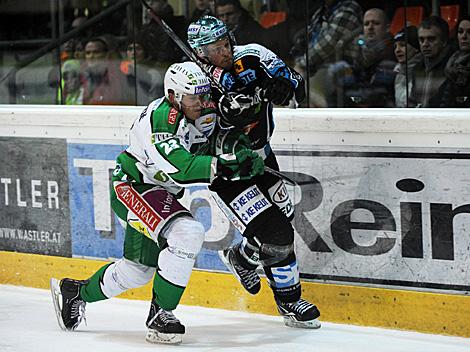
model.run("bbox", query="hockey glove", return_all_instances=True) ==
[214,129,252,155]
[261,76,295,106]
[216,149,264,181]
[218,92,260,128]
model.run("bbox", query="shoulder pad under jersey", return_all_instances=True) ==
[150,99,184,135]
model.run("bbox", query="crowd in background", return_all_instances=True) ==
[295,0,470,108]
[2,0,470,108]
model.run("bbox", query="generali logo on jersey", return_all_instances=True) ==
[168,107,178,125]
[114,182,161,231]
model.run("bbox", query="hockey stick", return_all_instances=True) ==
[139,0,230,99]
[264,166,297,187]
[140,0,296,186]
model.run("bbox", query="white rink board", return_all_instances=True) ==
[1,105,470,293]
[274,146,470,290]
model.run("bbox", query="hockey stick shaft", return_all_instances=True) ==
[139,1,296,187]
[139,0,229,98]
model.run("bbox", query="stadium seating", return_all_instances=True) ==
[390,6,425,35]
[260,11,287,28]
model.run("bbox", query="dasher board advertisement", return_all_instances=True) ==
[276,146,470,292]
[0,137,71,257]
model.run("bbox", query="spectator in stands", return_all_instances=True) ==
[258,1,304,60]
[73,39,85,60]
[214,0,266,46]
[70,16,94,39]
[48,39,85,99]
[291,0,362,75]
[121,39,164,105]
[138,0,186,64]
[82,37,132,105]
[409,16,453,107]
[393,26,422,107]
[290,0,363,106]
[336,8,396,107]
[71,16,87,30]
[61,59,84,105]
[61,39,77,62]
[189,0,214,23]
[439,17,470,107]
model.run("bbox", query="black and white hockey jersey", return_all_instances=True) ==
[211,43,305,152]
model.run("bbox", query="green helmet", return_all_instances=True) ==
[187,16,232,55]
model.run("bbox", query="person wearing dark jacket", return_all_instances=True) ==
[409,16,453,107]
[214,0,266,46]
[439,17,470,107]
[339,8,397,107]
[138,0,186,64]
[189,0,214,22]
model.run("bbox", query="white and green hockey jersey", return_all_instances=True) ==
[113,97,218,194]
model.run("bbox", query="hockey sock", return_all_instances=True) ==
[152,269,185,310]
[80,263,112,303]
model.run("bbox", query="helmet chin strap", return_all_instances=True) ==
[168,90,184,106]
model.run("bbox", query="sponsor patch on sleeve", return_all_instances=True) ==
[234,59,245,73]
[168,107,179,125]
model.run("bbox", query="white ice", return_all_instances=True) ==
[1,285,469,352]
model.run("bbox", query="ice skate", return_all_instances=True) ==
[220,245,261,295]
[276,298,321,329]
[146,301,185,344]
[50,278,87,331]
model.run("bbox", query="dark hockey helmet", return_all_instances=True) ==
[187,15,236,57]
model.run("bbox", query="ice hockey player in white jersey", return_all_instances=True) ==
[50,61,264,345]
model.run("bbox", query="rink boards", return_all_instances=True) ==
[0,105,469,337]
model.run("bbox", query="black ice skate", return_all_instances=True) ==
[146,301,185,345]
[276,298,321,329]
[50,278,87,331]
[220,246,261,295]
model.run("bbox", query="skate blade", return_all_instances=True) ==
[146,329,183,345]
[218,250,233,273]
[283,316,321,329]
[50,278,67,331]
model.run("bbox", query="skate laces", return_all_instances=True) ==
[284,299,315,315]
[160,310,179,324]
[70,299,87,329]
[232,261,259,289]
[148,308,180,327]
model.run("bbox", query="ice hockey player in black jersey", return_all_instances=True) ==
[187,16,320,329]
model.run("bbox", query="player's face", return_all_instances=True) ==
[204,37,233,70]
[181,94,209,120]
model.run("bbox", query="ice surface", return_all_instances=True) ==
[0,284,469,352]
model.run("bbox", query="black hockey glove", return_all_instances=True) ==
[218,92,260,128]
[216,149,264,181]
[261,76,295,106]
